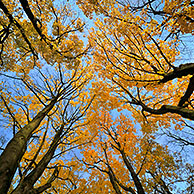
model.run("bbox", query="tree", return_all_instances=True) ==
[79,110,192,194]
[0,0,87,71]
[76,0,194,193]
[0,64,93,194]
[0,0,92,193]
[0,63,93,194]
[77,0,194,138]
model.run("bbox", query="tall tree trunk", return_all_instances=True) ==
[0,99,57,194]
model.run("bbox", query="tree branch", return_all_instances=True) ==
[160,63,194,83]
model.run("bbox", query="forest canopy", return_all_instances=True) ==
[0,0,193,193]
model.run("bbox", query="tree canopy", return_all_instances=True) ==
[0,0,194,193]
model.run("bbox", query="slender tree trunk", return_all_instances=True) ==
[0,99,57,194]
[121,151,145,194]
[108,171,122,194]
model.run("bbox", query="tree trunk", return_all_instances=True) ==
[121,151,145,194]
[0,99,57,194]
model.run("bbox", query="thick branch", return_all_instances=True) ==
[108,170,122,194]
[141,104,194,120]
[19,0,44,39]
[115,177,136,194]
[114,77,194,120]
[178,75,194,106]
[160,63,194,83]
[33,166,59,193]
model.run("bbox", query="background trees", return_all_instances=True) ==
[81,111,185,193]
